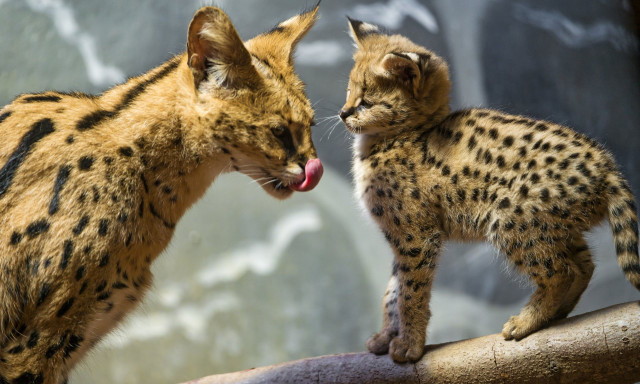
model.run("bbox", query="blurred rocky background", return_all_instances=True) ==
[0,0,638,383]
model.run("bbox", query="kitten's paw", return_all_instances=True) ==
[366,331,393,355]
[389,335,424,363]
[502,315,542,341]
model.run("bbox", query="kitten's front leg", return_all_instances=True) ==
[369,228,442,363]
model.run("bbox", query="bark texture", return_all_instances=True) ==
[182,301,640,384]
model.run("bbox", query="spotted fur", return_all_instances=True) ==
[341,19,639,363]
[0,6,320,383]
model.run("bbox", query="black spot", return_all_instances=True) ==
[483,151,493,164]
[7,345,24,354]
[522,133,534,142]
[496,155,506,168]
[371,205,384,216]
[49,165,72,215]
[467,135,477,150]
[545,156,556,165]
[56,298,74,317]
[118,146,134,157]
[541,142,550,151]
[488,128,498,140]
[512,162,521,171]
[530,173,540,183]
[26,219,50,238]
[72,215,90,235]
[535,123,549,131]
[0,119,56,200]
[78,156,95,170]
[498,197,511,209]
[37,283,51,306]
[502,136,514,147]
[75,266,86,281]
[98,219,109,236]
[441,165,451,176]
[27,331,39,349]
[66,135,75,144]
[45,334,67,359]
[411,188,420,199]
[540,188,550,202]
[567,176,578,185]
[10,231,22,246]
[504,220,515,230]
[99,253,110,267]
[97,292,111,301]
[457,189,466,202]
[60,240,73,269]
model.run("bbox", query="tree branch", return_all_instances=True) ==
[182,301,640,384]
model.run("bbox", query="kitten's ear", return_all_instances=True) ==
[378,52,430,96]
[187,7,258,89]
[251,2,320,66]
[347,17,382,49]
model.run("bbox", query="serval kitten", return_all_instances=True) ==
[0,5,323,383]
[340,18,639,363]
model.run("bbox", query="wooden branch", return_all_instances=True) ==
[182,301,640,384]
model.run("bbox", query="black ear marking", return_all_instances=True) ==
[347,17,385,46]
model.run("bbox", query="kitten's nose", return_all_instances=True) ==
[339,107,355,121]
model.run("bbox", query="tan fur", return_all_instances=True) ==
[0,6,319,383]
[342,19,640,363]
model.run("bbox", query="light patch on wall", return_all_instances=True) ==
[24,0,125,86]
[513,3,639,53]
[295,40,348,66]
[352,0,439,34]
[197,207,323,287]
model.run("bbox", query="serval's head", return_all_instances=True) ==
[185,4,323,199]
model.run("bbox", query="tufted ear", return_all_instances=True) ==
[347,17,383,49]
[249,2,320,66]
[377,52,430,96]
[187,7,259,90]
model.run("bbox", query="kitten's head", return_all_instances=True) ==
[185,5,322,199]
[340,19,451,136]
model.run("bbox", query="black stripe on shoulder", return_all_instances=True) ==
[49,165,72,215]
[0,111,11,124]
[77,110,116,132]
[22,94,62,103]
[76,57,180,131]
[0,118,56,199]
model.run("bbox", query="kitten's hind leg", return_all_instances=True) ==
[366,275,400,355]
[552,235,594,320]
[502,247,575,340]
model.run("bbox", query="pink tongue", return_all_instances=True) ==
[290,158,323,192]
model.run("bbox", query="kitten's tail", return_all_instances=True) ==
[606,172,640,290]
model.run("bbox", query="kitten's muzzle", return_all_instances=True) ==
[339,107,355,121]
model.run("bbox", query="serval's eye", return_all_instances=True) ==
[272,125,287,137]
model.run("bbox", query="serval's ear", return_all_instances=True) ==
[347,17,383,49]
[248,2,321,66]
[187,7,259,90]
[377,52,431,97]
